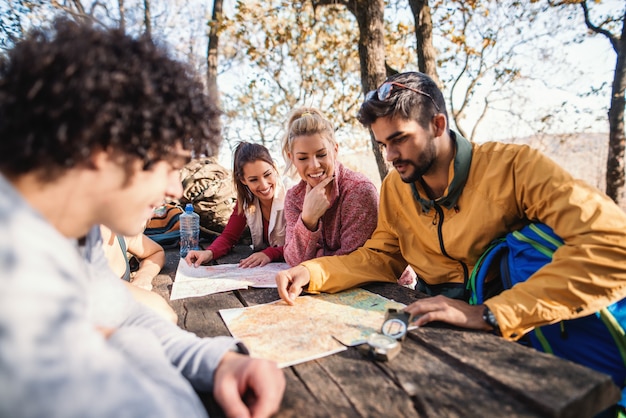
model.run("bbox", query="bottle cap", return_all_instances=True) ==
[185,203,194,213]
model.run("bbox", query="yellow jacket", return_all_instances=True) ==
[303,133,626,340]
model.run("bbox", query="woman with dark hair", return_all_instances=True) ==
[185,142,286,267]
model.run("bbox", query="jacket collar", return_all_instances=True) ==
[267,177,286,232]
[410,130,472,213]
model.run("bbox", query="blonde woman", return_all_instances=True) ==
[282,107,378,266]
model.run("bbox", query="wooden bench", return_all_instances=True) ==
[153,247,620,417]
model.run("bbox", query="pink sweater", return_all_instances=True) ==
[284,162,379,266]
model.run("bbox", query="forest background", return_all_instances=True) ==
[1,0,625,209]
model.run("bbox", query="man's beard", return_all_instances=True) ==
[396,158,433,183]
[395,144,436,184]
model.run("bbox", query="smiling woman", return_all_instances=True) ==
[184,142,286,268]
[281,107,379,266]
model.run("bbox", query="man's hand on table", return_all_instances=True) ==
[213,351,285,418]
[275,265,311,305]
[404,295,491,331]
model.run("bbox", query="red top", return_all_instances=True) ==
[205,209,284,262]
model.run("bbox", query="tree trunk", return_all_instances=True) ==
[118,0,125,32]
[311,0,388,180]
[408,0,441,88]
[580,1,626,209]
[605,10,626,209]
[348,0,389,181]
[206,0,223,149]
[143,0,151,37]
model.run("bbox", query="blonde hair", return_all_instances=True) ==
[281,107,337,174]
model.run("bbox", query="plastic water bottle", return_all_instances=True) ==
[179,203,200,258]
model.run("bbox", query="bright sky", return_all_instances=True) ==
[471,32,616,143]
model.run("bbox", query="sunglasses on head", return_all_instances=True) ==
[365,81,440,112]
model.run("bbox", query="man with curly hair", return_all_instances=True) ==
[0,19,284,417]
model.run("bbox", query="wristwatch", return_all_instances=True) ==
[482,306,501,336]
[366,333,401,362]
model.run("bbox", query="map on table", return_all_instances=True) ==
[219,288,407,368]
[170,259,290,300]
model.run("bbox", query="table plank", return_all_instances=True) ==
[283,360,359,417]
[409,326,620,417]
[181,293,244,337]
[376,336,538,417]
[237,287,280,305]
[276,368,341,417]
[312,349,417,417]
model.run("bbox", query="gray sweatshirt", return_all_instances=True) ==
[0,174,240,417]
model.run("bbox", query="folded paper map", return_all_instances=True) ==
[170,259,290,300]
[219,288,407,368]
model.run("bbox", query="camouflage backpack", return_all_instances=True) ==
[179,157,236,236]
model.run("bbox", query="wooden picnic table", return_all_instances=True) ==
[152,246,620,418]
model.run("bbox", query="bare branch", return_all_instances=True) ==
[70,0,86,15]
[50,0,107,28]
[580,0,619,52]
[470,95,490,141]
[311,0,350,9]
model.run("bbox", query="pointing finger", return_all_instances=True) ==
[276,272,294,305]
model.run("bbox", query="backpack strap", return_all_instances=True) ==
[527,223,563,249]
[116,234,131,282]
[512,224,563,258]
[532,326,553,354]
[468,238,506,305]
[599,307,626,373]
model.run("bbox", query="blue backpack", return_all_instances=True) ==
[468,223,626,410]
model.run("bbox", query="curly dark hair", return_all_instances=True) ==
[0,18,221,181]
[357,72,448,130]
